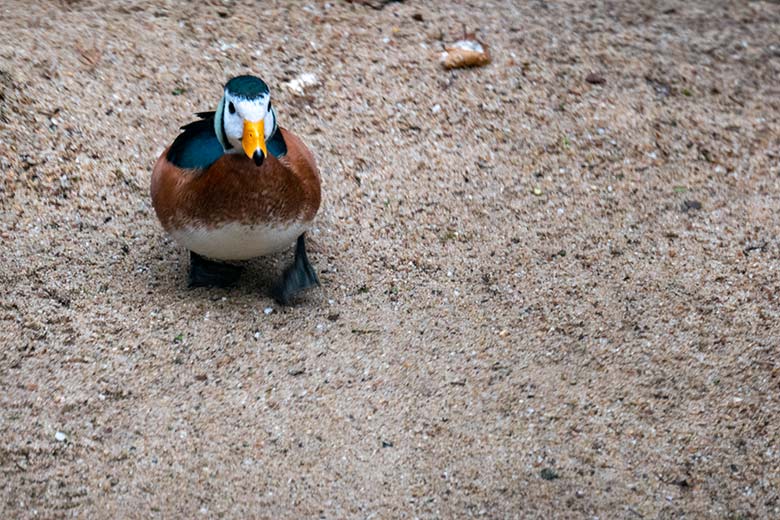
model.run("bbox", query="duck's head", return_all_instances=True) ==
[215,75,278,166]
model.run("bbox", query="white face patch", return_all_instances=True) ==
[221,91,273,152]
[264,107,276,140]
[236,98,266,122]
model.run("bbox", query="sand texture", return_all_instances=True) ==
[1,0,779,517]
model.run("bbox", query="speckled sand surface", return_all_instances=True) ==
[1,0,779,518]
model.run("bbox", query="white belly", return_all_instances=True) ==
[170,222,308,260]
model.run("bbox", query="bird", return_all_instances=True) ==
[151,75,321,304]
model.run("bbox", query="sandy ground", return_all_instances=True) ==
[1,0,779,517]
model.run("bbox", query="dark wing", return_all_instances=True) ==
[267,128,288,158]
[166,114,224,170]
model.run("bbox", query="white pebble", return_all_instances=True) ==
[283,73,320,96]
[55,431,68,442]
[264,307,273,315]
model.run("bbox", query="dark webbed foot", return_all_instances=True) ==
[188,251,243,288]
[272,234,320,305]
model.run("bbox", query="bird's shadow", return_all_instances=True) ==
[144,235,292,300]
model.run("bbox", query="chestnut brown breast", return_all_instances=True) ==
[151,128,320,232]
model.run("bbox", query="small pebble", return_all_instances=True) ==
[55,431,68,442]
[585,72,606,85]
[282,73,320,96]
[264,307,273,315]
[682,200,702,211]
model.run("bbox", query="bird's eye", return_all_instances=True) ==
[228,102,236,114]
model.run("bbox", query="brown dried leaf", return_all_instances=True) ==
[76,43,102,70]
[440,33,491,70]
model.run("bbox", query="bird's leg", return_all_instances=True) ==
[188,251,243,288]
[272,234,320,305]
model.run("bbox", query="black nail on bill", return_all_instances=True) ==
[253,150,264,166]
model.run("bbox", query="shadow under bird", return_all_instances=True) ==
[151,75,322,304]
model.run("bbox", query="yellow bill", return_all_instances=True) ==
[242,119,267,164]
